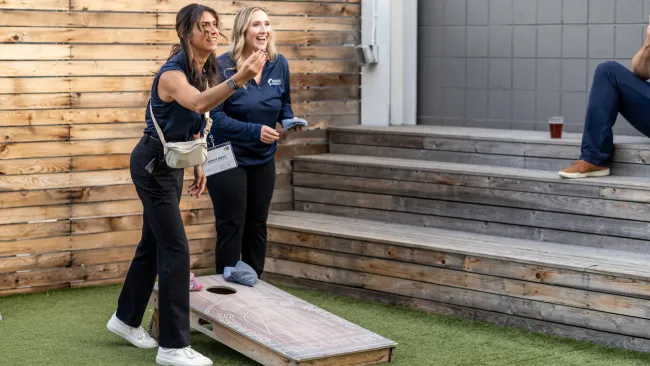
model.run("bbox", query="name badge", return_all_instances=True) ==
[203,142,237,176]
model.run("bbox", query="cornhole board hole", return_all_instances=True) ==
[149,275,397,365]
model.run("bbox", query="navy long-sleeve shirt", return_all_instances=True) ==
[208,52,294,166]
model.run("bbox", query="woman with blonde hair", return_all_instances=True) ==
[206,6,305,279]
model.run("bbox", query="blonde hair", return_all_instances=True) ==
[228,6,277,72]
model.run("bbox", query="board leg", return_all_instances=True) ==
[148,308,160,341]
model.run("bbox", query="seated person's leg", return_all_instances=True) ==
[559,61,650,178]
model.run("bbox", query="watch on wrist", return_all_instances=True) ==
[226,77,240,90]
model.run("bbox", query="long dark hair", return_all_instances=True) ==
[168,4,225,90]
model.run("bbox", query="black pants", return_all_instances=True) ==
[116,135,190,349]
[206,159,275,276]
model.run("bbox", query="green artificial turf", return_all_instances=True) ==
[2,284,650,365]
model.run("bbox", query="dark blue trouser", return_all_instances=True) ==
[581,61,650,166]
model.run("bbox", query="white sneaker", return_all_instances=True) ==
[156,346,213,366]
[106,312,158,349]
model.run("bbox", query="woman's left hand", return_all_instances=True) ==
[188,165,207,198]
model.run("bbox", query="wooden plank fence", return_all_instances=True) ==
[0,0,360,295]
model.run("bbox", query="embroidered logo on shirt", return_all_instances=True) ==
[267,78,282,86]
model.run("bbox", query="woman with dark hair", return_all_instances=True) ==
[105,4,263,366]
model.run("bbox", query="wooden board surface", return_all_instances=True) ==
[328,125,650,148]
[293,186,650,244]
[264,273,650,354]
[267,227,650,299]
[0,101,357,127]
[330,131,650,166]
[0,74,359,93]
[296,201,650,254]
[0,59,357,77]
[0,0,358,295]
[1,27,358,45]
[69,1,360,16]
[294,154,650,193]
[266,211,650,280]
[1,11,358,30]
[264,256,650,339]
[153,275,396,363]
[293,172,650,222]
[328,127,650,176]
[266,243,650,321]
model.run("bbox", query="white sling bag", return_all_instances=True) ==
[149,99,212,169]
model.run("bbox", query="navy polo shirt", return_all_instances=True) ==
[208,52,294,166]
[144,50,205,142]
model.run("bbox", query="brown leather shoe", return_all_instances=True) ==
[558,160,610,179]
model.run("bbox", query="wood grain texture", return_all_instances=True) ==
[0,93,70,110]
[0,74,358,93]
[296,201,650,254]
[0,0,358,294]
[0,188,72,208]
[151,274,395,365]
[328,140,650,178]
[0,108,145,126]
[0,60,164,77]
[293,155,650,203]
[0,0,67,10]
[0,139,138,159]
[267,211,650,279]
[266,245,650,319]
[0,44,69,60]
[69,45,355,60]
[0,157,71,175]
[266,251,650,339]
[70,1,360,16]
[293,172,650,222]
[0,205,71,225]
[267,229,650,299]
[1,10,157,28]
[2,10,358,30]
[265,273,650,354]
[0,59,357,77]
[294,187,650,243]
[0,224,215,257]
[1,27,358,45]
[0,101,355,126]
[1,126,70,142]
[158,14,359,31]
[0,221,70,242]
[0,44,356,61]
[1,253,212,290]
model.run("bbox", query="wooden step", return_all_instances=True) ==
[292,154,650,252]
[265,211,650,353]
[328,125,650,177]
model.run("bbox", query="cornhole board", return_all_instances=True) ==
[149,275,397,365]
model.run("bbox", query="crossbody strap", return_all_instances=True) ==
[202,110,212,140]
[149,101,168,146]
[149,83,213,145]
